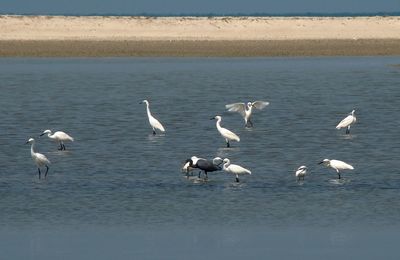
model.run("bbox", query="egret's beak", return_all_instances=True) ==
[40,133,45,136]
[25,141,29,144]
[139,102,142,104]
[210,117,215,120]
[318,161,324,165]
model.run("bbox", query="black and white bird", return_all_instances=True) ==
[226,101,269,127]
[336,109,356,134]
[183,156,223,179]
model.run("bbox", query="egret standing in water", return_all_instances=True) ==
[225,101,269,127]
[318,159,354,179]
[211,116,240,148]
[336,109,356,134]
[222,158,251,182]
[140,99,165,135]
[295,165,308,181]
[26,138,50,179]
[40,129,74,150]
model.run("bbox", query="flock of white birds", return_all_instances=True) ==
[26,99,357,182]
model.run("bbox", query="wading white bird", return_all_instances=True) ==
[26,138,50,179]
[211,116,240,148]
[318,159,354,179]
[222,158,251,182]
[295,165,308,181]
[140,99,165,135]
[40,129,74,150]
[336,109,356,134]
[226,101,269,127]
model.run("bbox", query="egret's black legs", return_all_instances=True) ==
[337,172,341,179]
[235,177,240,182]
[45,165,49,178]
[38,168,41,179]
[152,130,156,135]
[346,126,350,134]
[62,143,66,150]
[248,119,253,127]
[58,143,63,150]
[226,141,230,148]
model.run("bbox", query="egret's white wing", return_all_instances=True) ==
[331,160,354,170]
[229,164,251,175]
[336,115,354,129]
[36,153,50,165]
[252,101,270,110]
[225,103,246,117]
[54,131,74,141]
[220,128,240,142]
[295,168,306,177]
[150,117,165,132]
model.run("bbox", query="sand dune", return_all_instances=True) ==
[1,15,399,41]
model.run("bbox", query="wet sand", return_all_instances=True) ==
[1,39,400,57]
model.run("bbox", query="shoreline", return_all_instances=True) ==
[1,16,400,57]
[1,39,400,57]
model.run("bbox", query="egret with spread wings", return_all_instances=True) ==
[225,101,269,127]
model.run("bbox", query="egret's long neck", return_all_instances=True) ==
[223,161,230,170]
[47,133,55,139]
[145,103,152,118]
[216,118,222,130]
[30,142,36,157]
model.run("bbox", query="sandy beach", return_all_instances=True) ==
[1,15,399,56]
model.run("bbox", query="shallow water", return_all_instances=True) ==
[0,57,399,259]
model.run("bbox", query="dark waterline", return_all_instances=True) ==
[0,57,399,259]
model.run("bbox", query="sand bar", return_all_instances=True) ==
[1,15,400,56]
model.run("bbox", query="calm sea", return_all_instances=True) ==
[0,57,399,259]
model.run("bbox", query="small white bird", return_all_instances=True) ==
[26,138,50,179]
[211,116,240,148]
[222,158,251,182]
[319,159,354,179]
[140,99,165,135]
[336,109,357,134]
[295,165,308,181]
[40,129,74,150]
[226,101,269,127]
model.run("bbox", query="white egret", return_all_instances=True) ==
[140,99,165,135]
[184,156,223,179]
[226,101,269,127]
[318,159,354,179]
[295,165,308,181]
[40,129,74,150]
[336,109,356,134]
[222,158,251,182]
[26,138,50,179]
[211,116,240,148]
